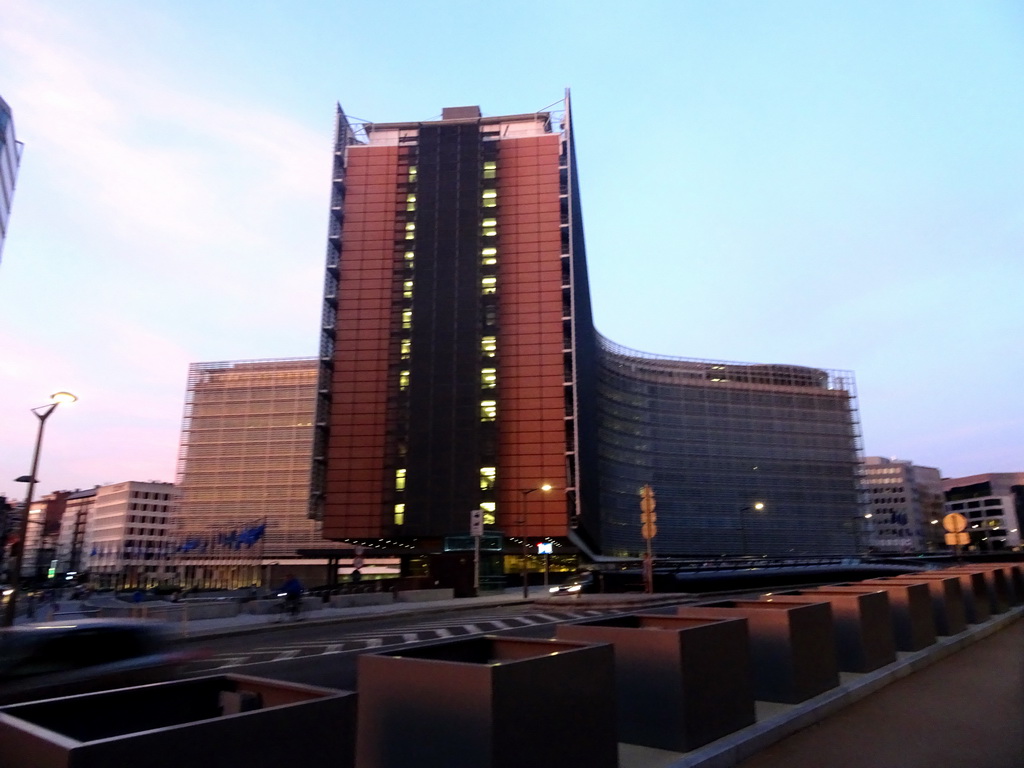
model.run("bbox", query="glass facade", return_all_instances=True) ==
[597,337,863,557]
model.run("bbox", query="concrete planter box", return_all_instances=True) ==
[868,576,966,636]
[556,613,755,751]
[830,581,936,652]
[764,589,896,673]
[393,588,454,603]
[356,636,617,768]
[676,602,838,704]
[947,566,1013,613]
[330,593,393,608]
[0,674,356,768]
[928,570,991,624]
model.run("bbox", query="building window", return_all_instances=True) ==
[480,501,496,525]
[402,309,413,329]
[482,276,497,294]
[406,194,416,211]
[480,467,496,491]
[481,336,497,357]
[481,368,497,388]
[400,338,411,360]
[395,468,406,491]
[481,247,497,265]
[482,189,497,207]
[394,503,405,525]
[480,400,497,421]
[404,250,415,264]
[408,166,417,181]
[403,280,414,299]
[399,370,410,390]
[483,161,497,179]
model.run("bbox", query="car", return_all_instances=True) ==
[548,571,598,595]
[0,619,196,705]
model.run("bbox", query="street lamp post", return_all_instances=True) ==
[738,501,765,556]
[518,484,552,599]
[3,392,77,627]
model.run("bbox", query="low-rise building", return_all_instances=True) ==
[943,472,1024,552]
[861,457,944,553]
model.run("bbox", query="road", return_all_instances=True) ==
[178,601,685,691]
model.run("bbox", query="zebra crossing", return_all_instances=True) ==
[193,607,617,671]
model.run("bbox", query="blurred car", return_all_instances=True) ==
[0,619,196,705]
[548,571,598,595]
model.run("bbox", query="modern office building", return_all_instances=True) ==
[55,487,97,578]
[173,358,349,587]
[599,343,863,557]
[859,457,944,553]
[943,472,1023,551]
[0,94,23,262]
[19,491,68,580]
[311,95,863,566]
[82,481,176,589]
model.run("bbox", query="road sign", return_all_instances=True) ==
[352,556,365,569]
[470,508,484,537]
[944,532,970,546]
[537,542,553,555]
[942,513,967,533]
[641,522,657,540]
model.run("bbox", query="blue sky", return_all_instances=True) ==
[0,0,1021,496]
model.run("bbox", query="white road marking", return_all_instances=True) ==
[273,649,301,661]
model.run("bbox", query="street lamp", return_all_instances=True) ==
[518,484,552,598]
[3,392,77,627]
[738,501,765,556]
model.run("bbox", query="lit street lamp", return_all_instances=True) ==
[738,501,765,555]
[518,484,552,598]
[3,392,77,627]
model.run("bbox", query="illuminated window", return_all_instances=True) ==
[481,247,497,266]
[480,466,496,490]
[399,370,410,390]
[480,400,497,421]
[482,189,497,208]
[394,503,405,525]
[482,218,497,227]
[403,280,414,298]
[481,368,497,388]
[395,468,407,491]
[404,250,415,263]
[480,501,496,525]
[408,166,417,181]
[481,276,497,294]
[402,309,412,329]
[400,338,411,360]
[481,336,497,357]
[406,194,417,211]
[483,161,497,179]
[482,228,497,238]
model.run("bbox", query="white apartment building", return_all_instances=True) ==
[82,481,176,588]
[861,457,944,553]
[943,472,1023,551]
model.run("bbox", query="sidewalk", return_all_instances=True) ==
[620,605,1023,768]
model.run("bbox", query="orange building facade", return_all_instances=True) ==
[312,97,599,558]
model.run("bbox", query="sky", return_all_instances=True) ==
[0,0,1021,499]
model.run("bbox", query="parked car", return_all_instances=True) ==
[0,619,196,705]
